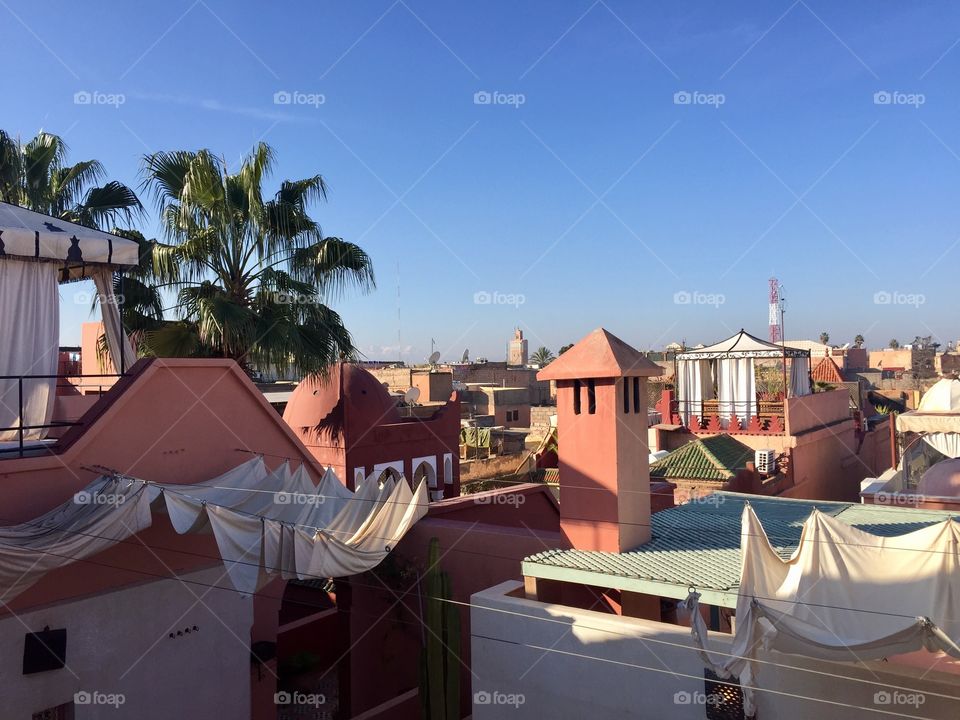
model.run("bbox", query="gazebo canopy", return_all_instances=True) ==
[676,329,809,360]
[897,379,960,434]
[0,201,139,281]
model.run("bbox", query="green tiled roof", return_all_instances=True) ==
[650,434,754,481]
[523,493,957,607]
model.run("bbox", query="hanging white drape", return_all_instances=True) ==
[0,259,60,441]
[0,457,429,599]
[924,432,960,459]
[684,505,960,716]
[676,359,714,425]
[717,357,756,428]
[789,356,811,397]
[91,268,136,373]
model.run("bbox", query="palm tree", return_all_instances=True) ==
[137,143,374,376]
[854,334,864,348]
[819,332,830,346]
[558,343,574,355]
[889,339,900,349]
[531,346,555,366]
[0,130,141,228]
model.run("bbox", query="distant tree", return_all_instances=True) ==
[819,332,830,345]
[854,334,864,348]
[558,343,574,355]
[889,339,900,349]
[531,346,555,366]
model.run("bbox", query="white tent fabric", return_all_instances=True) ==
[0,259,59,441]
[0,202,139,280]
[676,359,713,424]
[684,504,960,715]
[788,356,811,398]
[0,457,429,599]
[676,329,809,360]
[91,268,136,373]
[898,379,960,434]
[924,432,960,459]
[717,357,756,427]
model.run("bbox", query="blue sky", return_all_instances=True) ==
[4,0,959,360]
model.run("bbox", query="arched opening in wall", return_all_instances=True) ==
[444,456,453,485]
[376,466,403,489]
[413,461,438,489]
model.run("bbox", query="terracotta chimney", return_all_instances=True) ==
[538,328,662,552]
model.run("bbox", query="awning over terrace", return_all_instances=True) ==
[675,329,811,427]
[0,203,138,442]
[0,456,429,599]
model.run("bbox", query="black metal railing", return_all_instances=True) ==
[0,373,122,457]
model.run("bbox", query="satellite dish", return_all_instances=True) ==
[461,348,469,363]
[403,387,421,404]
[428,351,441,365]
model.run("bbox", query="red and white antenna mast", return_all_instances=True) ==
[768,277,783,343]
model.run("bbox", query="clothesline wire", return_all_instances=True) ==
[5,505,960,625]
[470,634,945,720]
[0,533,955,710]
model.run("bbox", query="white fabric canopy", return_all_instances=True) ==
[924,432,960,459]
[0,202,139,280]
[91,268,136,373]
[0,259,59,441]
[897,379,960,434]
[676,329,809,360]
[0,457,429,599]
[788,356,811,398]
[686,504,960,715]
[676,359,713,425]
[717,357,756,427]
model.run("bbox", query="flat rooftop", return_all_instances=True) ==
[522,492,957,608]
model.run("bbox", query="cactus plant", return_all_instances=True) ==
[420,537,461,720]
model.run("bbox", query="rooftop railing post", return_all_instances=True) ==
[17,376,23,457]
[117,271,125,375]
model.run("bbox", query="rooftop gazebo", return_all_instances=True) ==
[674,329,811,431]
[0,202,138,448]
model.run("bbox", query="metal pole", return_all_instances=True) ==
[780,302,788,400]
[17,377,23,456]
[117,271,125,375]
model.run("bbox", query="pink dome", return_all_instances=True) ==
[918,458,960,497]
[283,364,400,434]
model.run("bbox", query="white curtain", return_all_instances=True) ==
[92,268,136,373]
[717,357,756,428]
[789,356,811,397]
[685,505,960,716]
[924,432,960,459]
[676,359,714,425]
[0,260,59,441]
